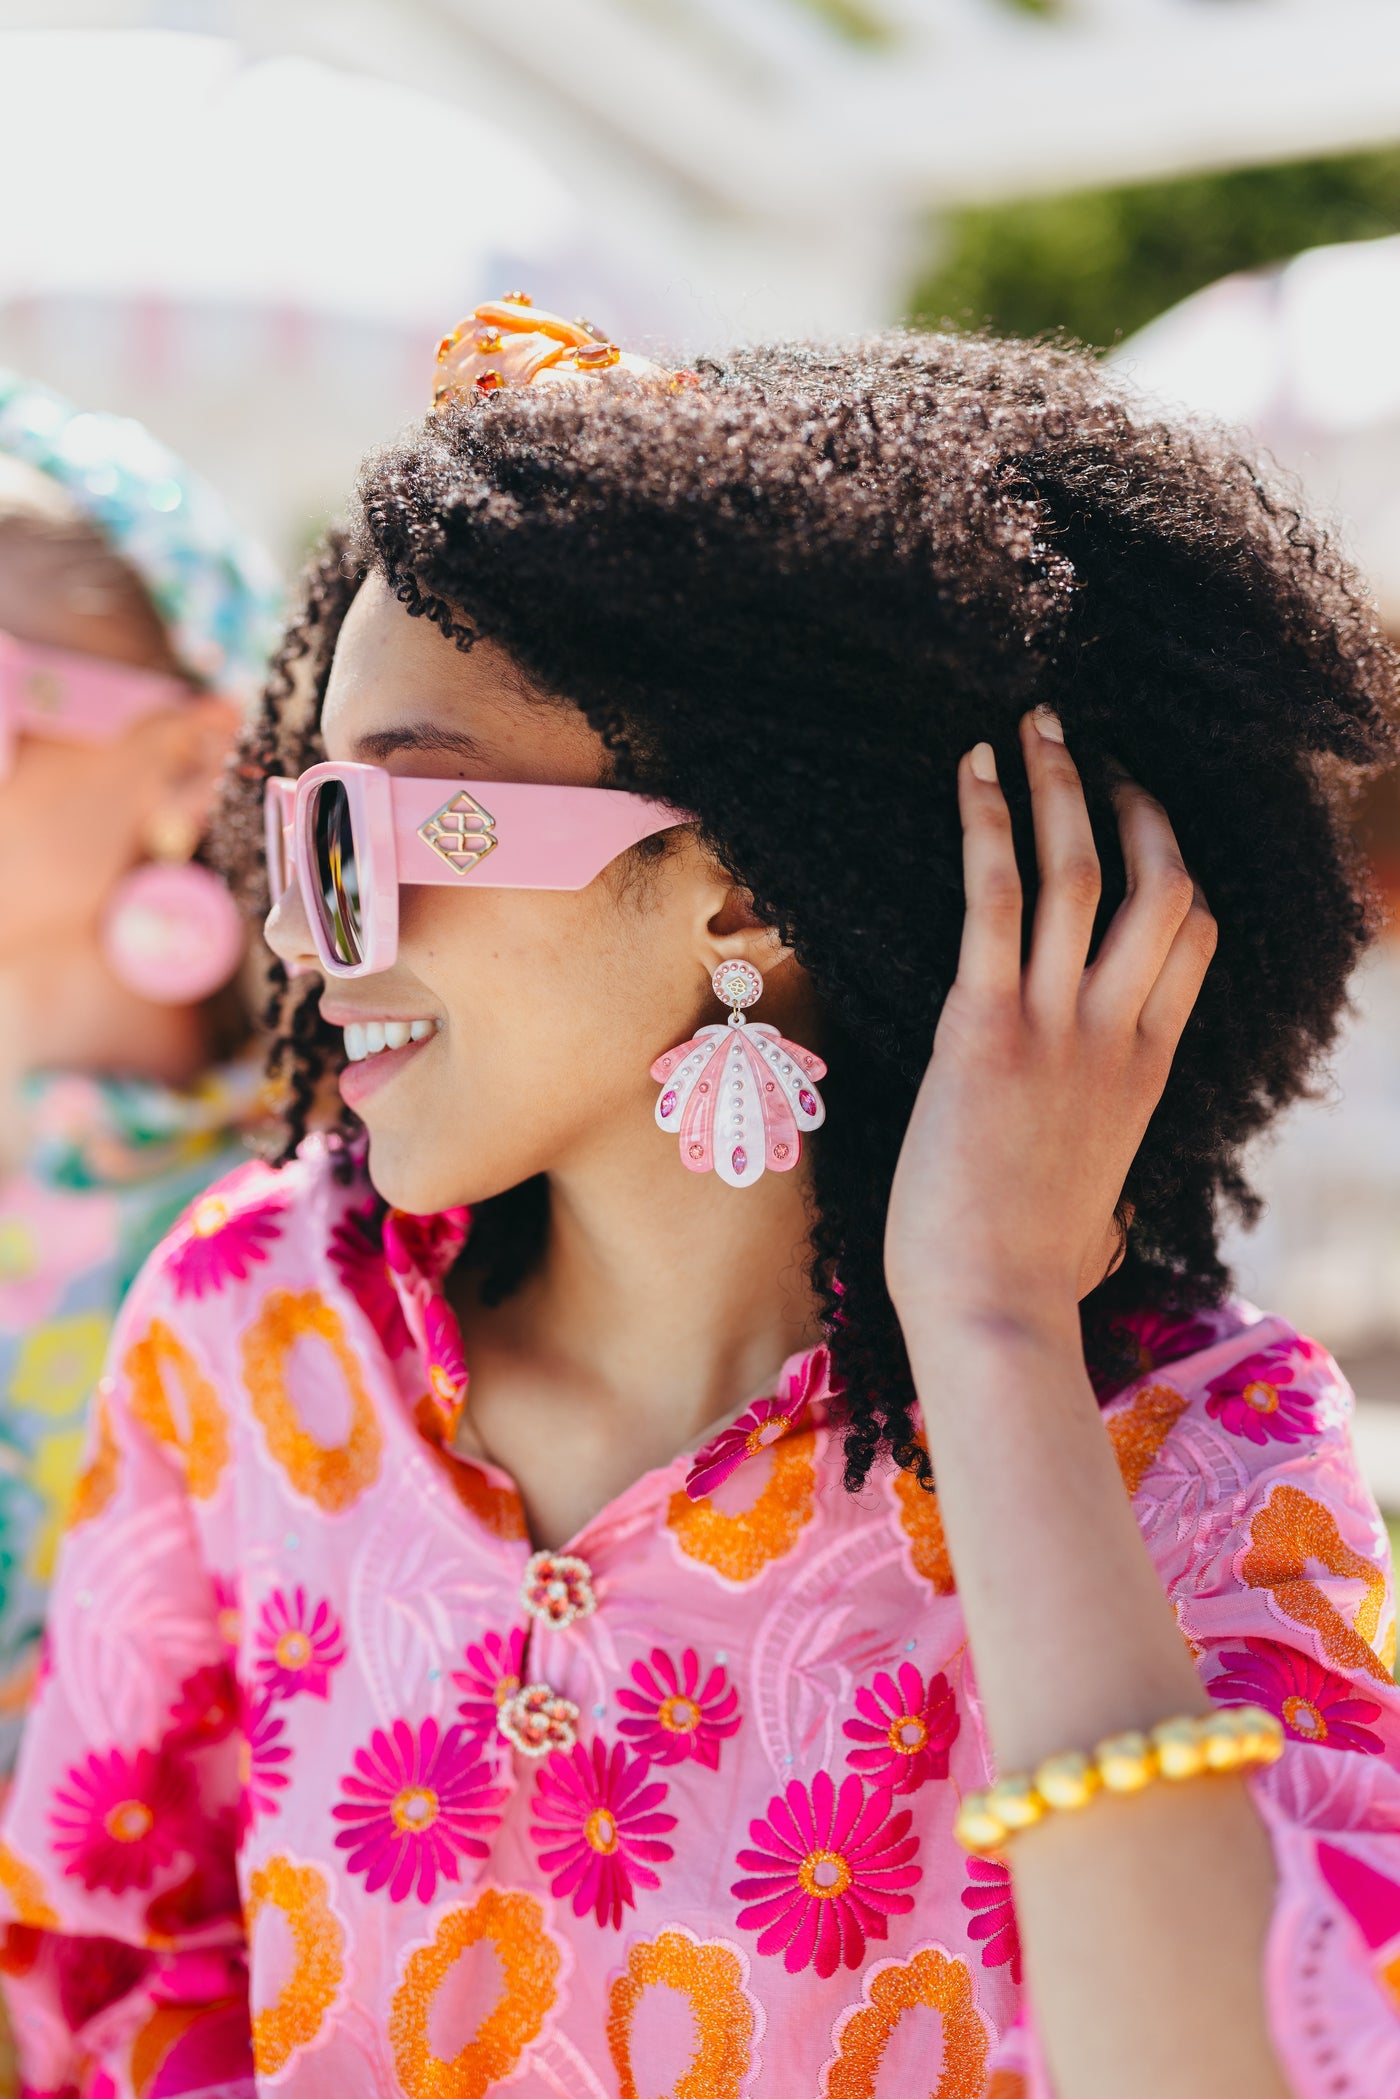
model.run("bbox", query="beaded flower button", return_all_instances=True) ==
[521,1550,596,1630]
[651,961,826,1190]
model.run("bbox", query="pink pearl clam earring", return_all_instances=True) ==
[651,960,826,1189]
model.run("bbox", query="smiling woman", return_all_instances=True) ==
[3,308,1400,2098]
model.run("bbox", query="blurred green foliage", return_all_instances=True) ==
[910,147,1400,349]
[789,0,897,45]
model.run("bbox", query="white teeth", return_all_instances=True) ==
[342,1017,439,1062]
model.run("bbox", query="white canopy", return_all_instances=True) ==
[1118,234,1400,627]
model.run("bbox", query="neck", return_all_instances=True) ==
[0,931,208,1169]
[460,1123,823,1456]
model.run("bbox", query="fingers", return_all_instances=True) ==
[1020,709,1102,1020]
[953,742,1024,1002]
[953,722,1216,1055]
[1086,776,1199,1019]
[1137,878,1218,1047]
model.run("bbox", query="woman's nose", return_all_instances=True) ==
[264,868,320,977]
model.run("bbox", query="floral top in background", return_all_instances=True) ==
[0,1139,1399,2096]
[0,1068,257,1770]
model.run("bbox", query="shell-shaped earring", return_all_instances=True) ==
[651,960,826,1189]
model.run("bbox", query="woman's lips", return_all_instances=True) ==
[337,1029,436,1108]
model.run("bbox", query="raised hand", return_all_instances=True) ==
[885,708,1217,1352]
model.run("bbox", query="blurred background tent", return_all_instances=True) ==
[1,0,1400,1503]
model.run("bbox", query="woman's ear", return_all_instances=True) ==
[705,885,792,973]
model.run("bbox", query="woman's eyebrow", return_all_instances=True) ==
[353,722,489,763]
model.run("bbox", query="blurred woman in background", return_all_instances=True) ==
[0,377,279,1769]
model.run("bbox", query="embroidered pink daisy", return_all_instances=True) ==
[50,1746,194,1894]
[616,1647,741,1770]
[732,1770,921,1978]
[1209,1637,1384,1755]
[329,1201,410,1357]
[686,1345,832,1502]
[383,1206,470,1286]
[422,1297,469,1413]
[1092,1306,1219,1396]
[521,1550,596,1630]
[167,1663,239,1750]
[332,1716,505,1903]
[253,1587,346,1703]
[167,1191,285,1300]
[961,1856,1022,1983]
[238,1693,291,1836]
[530,1737,677,1929]
[1203,1344,1320,1447]
[452,1627,527,1751]
[843,1663,959,1794]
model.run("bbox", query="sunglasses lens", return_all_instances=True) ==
[311,780,363,966]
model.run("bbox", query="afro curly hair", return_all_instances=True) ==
[215,327,1400,1491]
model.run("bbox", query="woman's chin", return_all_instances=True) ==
[361,1128,520,1222]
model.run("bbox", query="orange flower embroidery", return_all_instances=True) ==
[988,2077,1027,2099]
[67,1381,121,1528]
[891,1458,956,1596]
[413,1401,527,1543]
[822,1946,989,2098]
[247,1854,347,2077]
[242,1290,382,1513]
[667,1431,817,1584]
[0,1842,57,1930]
[449,1462,528,1543]
[607,1927,760,2099]
[123,1320,229,1500]
[1241,1484,1389,1683]
[389,1888,562,2099]
[1106,1383,1189,1496]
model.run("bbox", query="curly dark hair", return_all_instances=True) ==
[214,328,1400,1491]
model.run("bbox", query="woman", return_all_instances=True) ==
[0,303,1396,2098]
[0,376,279,1769]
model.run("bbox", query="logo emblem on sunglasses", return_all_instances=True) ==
[417,788,499,874]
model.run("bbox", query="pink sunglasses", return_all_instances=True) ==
[0,631,192,777]
[266,760,691,978]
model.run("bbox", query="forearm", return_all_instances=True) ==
[910,1314,1292,2099]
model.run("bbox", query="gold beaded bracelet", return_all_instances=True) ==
[954,1705,1285,1857]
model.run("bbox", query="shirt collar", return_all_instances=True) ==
[378,1195,836,1486]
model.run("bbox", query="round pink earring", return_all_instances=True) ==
[101,860,245,1004]
[651,960,827,1189]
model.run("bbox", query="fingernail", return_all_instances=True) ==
[1034,707,1065,743]
[969,742,997,783]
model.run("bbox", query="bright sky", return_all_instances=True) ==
[0,31,576,324]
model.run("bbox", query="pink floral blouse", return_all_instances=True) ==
[0,1138,1398,2098]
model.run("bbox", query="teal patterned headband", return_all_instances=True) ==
[0,370,281,702]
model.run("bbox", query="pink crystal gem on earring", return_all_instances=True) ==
[650,960,826,1189]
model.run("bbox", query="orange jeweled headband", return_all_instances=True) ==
[432,293,698,407]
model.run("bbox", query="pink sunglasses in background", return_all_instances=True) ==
[0,631,192,777]
[265,761,691,978]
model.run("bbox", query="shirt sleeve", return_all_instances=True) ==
[0,1247,252,2098]
[984,1321,1400,2099]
